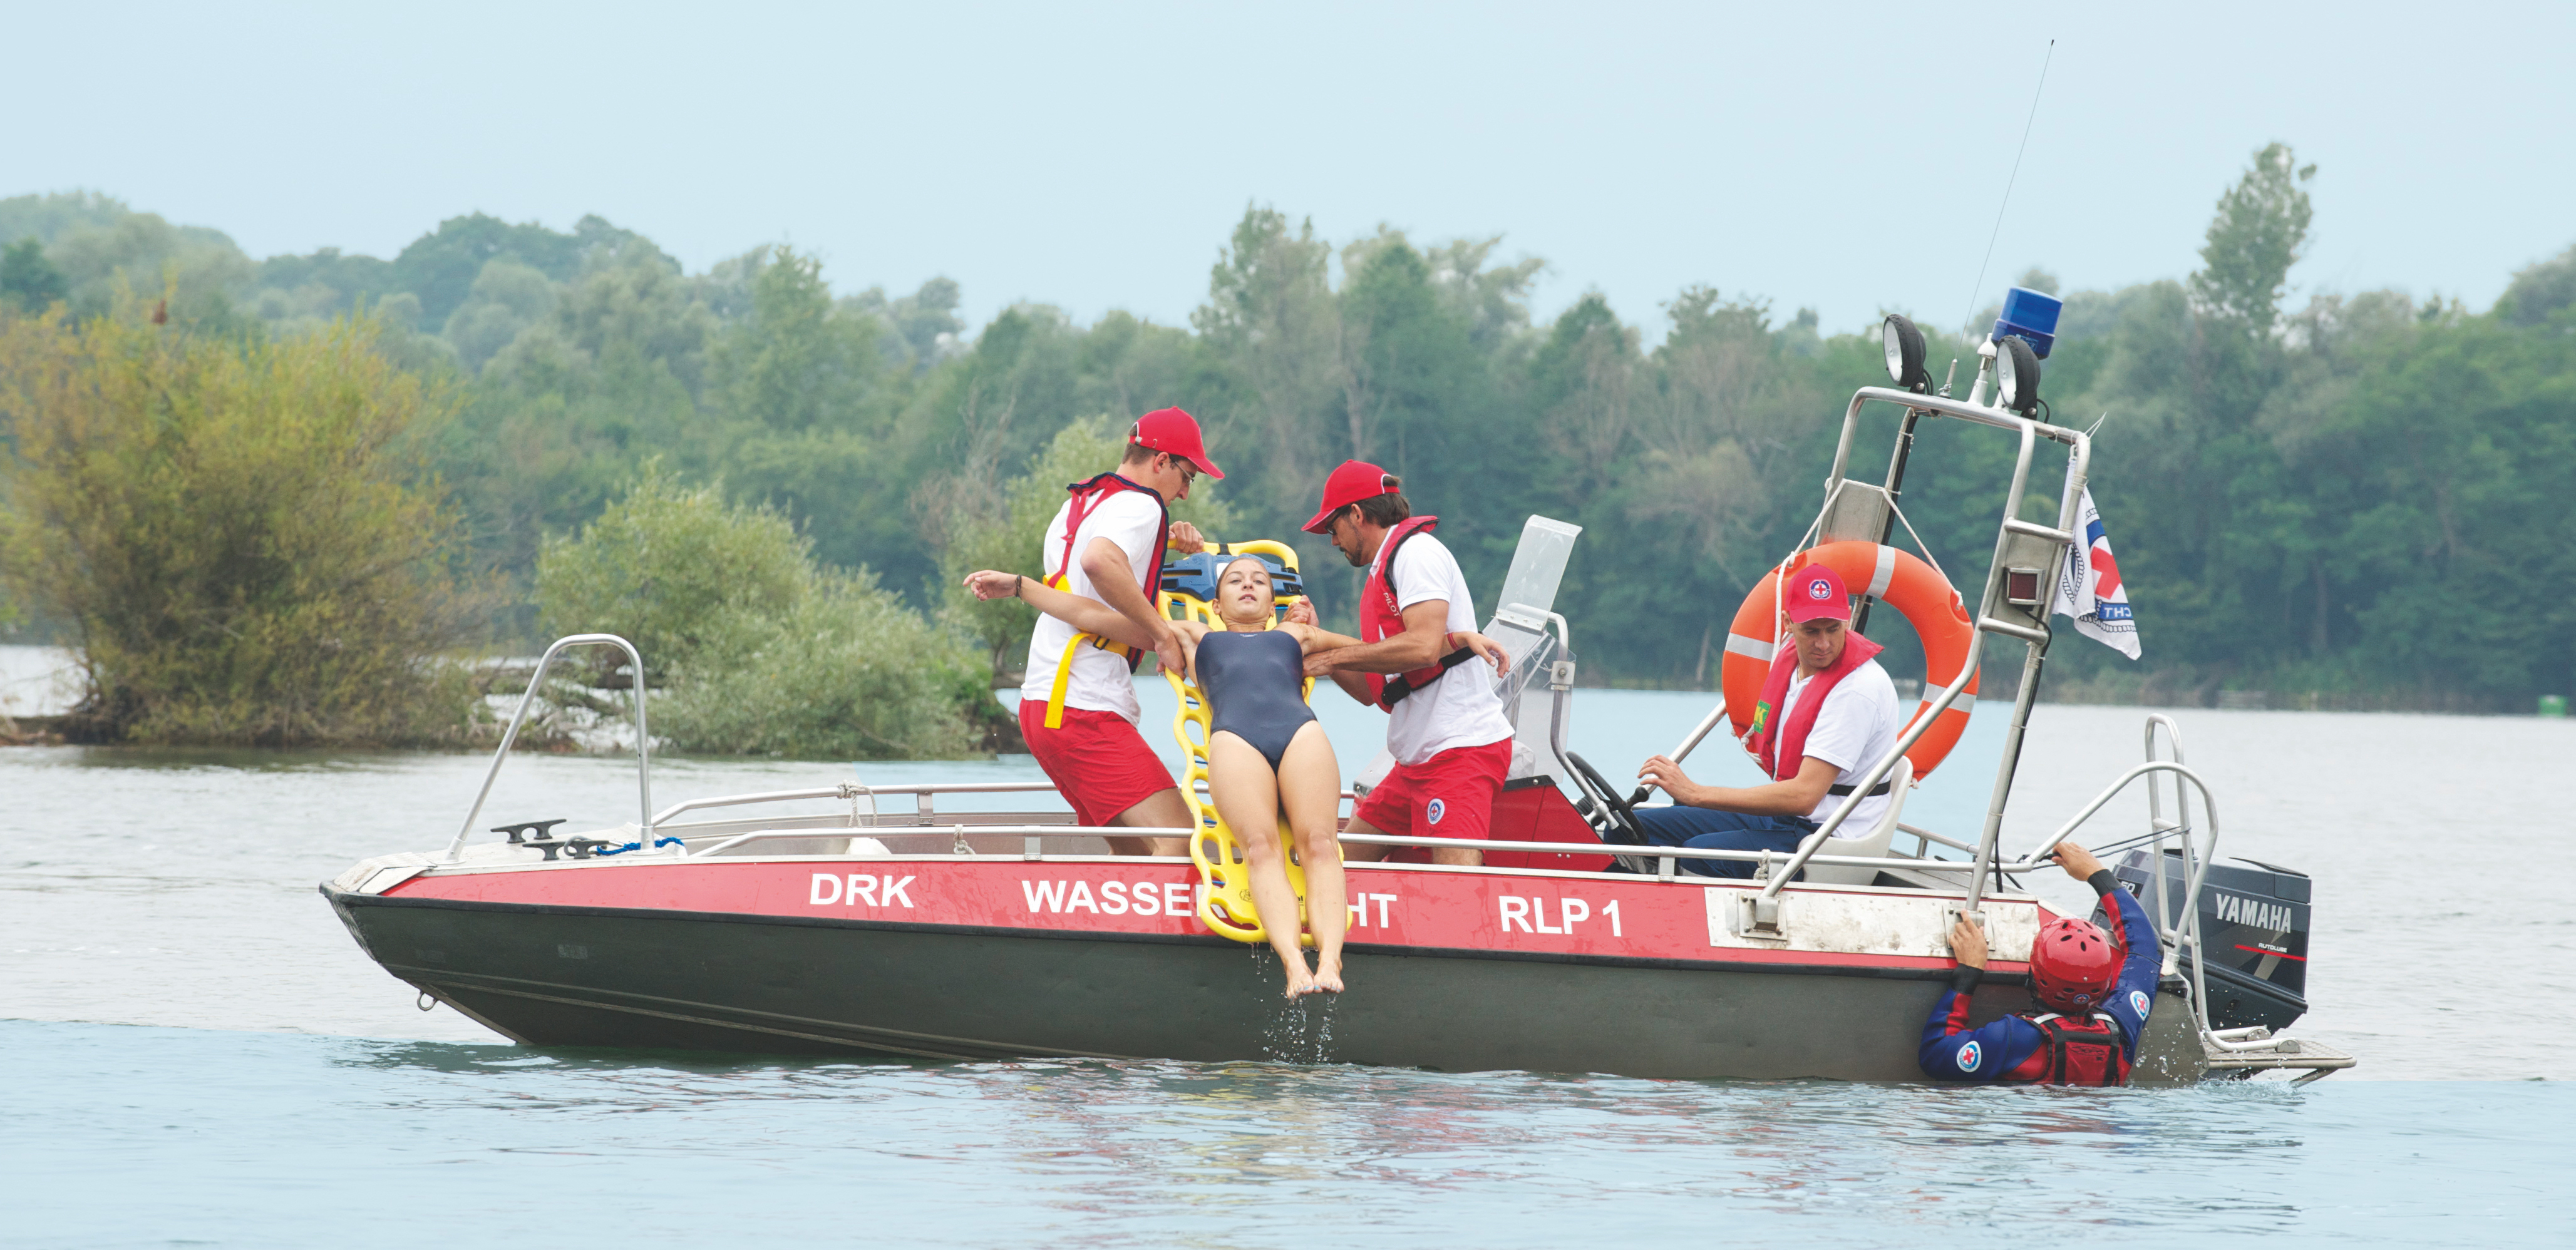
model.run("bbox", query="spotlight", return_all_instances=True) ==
[1994,335,2043,414]
[1881,314,1928,390]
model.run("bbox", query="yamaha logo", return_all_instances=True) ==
[1807,578,1832,600]
[1955,1040,1981,1071]
[1426,797,1446,825]
[2212,891,2295,933]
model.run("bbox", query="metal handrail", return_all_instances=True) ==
[1997,761,2217,874]
[1977,752,2270,1049]
[637,780,1373,838]
[1825,387,2088,479]
[1900,822,1979,855]
[651,781,1059,829]
[446,634,652,863]
[2143,714,2188,975]
[1334,832,1989,881]
[439,819,1999,883]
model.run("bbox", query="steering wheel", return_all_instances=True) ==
[1565,752,1648,847]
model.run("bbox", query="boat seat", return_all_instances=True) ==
[1794,755,1911,886]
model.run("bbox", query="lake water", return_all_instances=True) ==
[5,653,2572,1244]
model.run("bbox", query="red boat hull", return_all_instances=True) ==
[329,854,2048,1080]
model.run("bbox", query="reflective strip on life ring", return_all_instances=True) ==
[1720,541,1981,780]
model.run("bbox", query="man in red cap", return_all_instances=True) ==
[1011,407,1220,856]
[1298,461,1515,866]
[1630,563,1903,878]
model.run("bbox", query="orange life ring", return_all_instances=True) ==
[1720,540,1980,780]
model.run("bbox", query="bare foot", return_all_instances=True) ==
[1279,952,1319,998]
[1314,960,1344,994]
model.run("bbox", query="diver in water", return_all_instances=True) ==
[1922,842,2162,1085]
[966,555,1508,998]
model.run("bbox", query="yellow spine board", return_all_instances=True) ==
[1161,539,1330,947]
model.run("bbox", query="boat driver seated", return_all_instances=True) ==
[1631,565,1901,878]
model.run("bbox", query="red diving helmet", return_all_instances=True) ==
[2028,916,2123,1012]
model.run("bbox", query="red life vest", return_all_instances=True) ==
[1046,471,1170,672]
[2024,1012,2131,1086]
[1036,472,1169,729]
[1359,515,1475,710]
[1743,631,1886,781]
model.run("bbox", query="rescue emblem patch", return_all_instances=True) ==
[1955,1040,1981,1071]
[1807,577,1832,601]
[2130,989,2151,1017]
[1426,797,1446,825]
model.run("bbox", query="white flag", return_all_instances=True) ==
[2050,481,2141,660]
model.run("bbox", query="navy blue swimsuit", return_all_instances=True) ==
[1195,629,1317,770]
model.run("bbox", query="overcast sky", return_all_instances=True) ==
[16,2,2573,338]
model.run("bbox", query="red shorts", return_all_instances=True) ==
[1019,702,1177,827]
[1351,739,1513,842]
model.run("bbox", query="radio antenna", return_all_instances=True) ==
[1959,39,2056,334]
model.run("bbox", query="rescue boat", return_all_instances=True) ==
[325,303,2352,1082]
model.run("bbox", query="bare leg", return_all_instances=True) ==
[1106,787,1191,858]
[1339,816,1389,863]
[1275,722,1347,992]
[1208,732,1318,997]
[1337,815,1481,866]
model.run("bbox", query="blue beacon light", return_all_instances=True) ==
[1993,287,2064,359]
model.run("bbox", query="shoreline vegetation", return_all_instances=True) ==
[4,143,2573,754]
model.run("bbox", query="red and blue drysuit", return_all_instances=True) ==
[1919,871,2160,1084]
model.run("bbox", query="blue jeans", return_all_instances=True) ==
[1631,807,1820,879]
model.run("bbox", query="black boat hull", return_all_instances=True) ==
[330,886,2042,1080]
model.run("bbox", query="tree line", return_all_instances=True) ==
[3,141,2572,750]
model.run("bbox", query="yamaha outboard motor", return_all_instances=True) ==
[2112,849,2310,1032]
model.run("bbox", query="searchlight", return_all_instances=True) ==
[1881,314,1929,390]
[1994,334,2043,415]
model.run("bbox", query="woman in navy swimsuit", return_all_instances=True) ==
[966,556,1505,996]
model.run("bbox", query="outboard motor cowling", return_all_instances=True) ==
[2112,849,2310,1033]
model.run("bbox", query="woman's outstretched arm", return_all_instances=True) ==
[962,571,1160,651]
[1287,623,1511,679]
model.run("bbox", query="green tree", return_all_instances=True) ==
[441,258,560,372]
[0,301,477,745]
[2497,243,2576,327]
[1193,206,1344,537]
[707,247,907,577]
[537,468,986,759]
[1,238,66,312]
[43,211,254,325]
[393,212,654,327]
[2189,143,2317,334]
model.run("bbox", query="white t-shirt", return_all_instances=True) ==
[1378,531,1515,766]
[1019,489,1163,723]
[1774,657,1902,833]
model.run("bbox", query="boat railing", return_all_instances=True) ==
[651,782,1062,837]
[446,633,653,863]
[659,822,2004,882]
[1971,721,2282,1053]
[1899,822,1980,856]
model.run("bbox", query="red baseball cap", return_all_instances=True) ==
[1302,459,1400,533]
[1784,564,1853,623]
[1129,407,1223,479]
